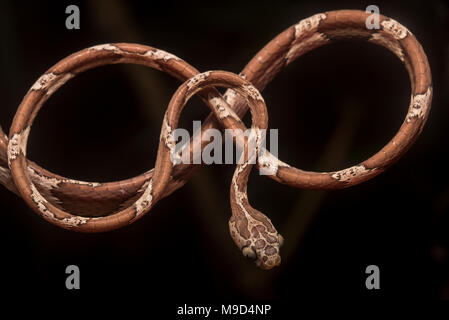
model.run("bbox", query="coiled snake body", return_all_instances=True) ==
[0,10,432,270]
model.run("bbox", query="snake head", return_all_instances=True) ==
[229,214,284,270]
[242,233,283,270]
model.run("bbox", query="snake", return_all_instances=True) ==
[0,10,432,270]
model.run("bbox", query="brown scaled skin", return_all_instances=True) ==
[151,71,284,270]
[1,10,432,270]
[1,11,432,229]
[229,206,284,270]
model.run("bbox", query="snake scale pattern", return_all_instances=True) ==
[0,10,432,269]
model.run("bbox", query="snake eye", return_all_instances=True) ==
[242,246,257,261]
[278,234,284,248]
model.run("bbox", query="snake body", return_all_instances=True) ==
[0,10,432,269]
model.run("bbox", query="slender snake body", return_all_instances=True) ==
[0,10,432,269]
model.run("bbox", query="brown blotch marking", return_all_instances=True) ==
[266,234,278,243]
[235,216,251,239]
[257,226,275,243]
[250,209,276,233]
[255,239,266,249]
[323,28,373,41]
[318,10,374,41]
[115,44,148,55]
[251,226,260,239]
[265,245,277,256]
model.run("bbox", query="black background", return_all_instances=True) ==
[0,0,448,312]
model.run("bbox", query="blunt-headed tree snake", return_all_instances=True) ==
[0,10,432,269]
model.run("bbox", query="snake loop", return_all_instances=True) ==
[153,70,283,269]
[1,10,432,269]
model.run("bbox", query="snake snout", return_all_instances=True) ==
[242,245,280,270]
[242,246,257,261]
[256,253,281,270]
[278,234,284,247]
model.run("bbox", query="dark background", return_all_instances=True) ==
[0,0,448,311]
